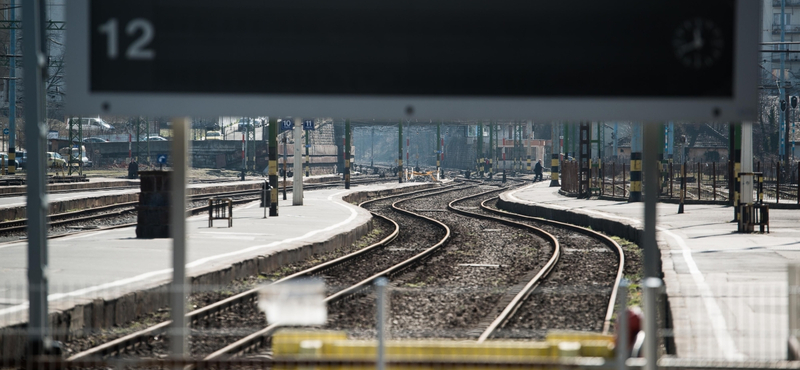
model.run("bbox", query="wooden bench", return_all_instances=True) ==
[209,197,233,228]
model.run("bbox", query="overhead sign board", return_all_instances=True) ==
[66,0,758,121]
[302,120,314,131]
[280,120,294,131]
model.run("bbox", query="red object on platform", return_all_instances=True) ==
[616,306,643,355]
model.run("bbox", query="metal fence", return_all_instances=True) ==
[0,277,796,369]
[561,160,800,206]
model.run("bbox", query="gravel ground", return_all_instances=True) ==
[109,185,459,358]
[317,186,459,293]
[55,179,641,361]
[323,184,550,340]
[475,197,631,339]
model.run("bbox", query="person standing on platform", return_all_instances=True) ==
[534,159,543,182]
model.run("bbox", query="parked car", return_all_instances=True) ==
[83,137,109,143]
[238,118,254,132]
[14,151,25,169]
[68,117,115,133]
[59,146,92,168]
[205,131,223,140]
[0,153,20,169]
[145,135,168,141]
[46,152,67,168]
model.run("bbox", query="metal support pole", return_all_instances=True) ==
[241,127,246,181]
[741,122,754,205]
[478,121,484,177]
[169,118,189,361]
[732,124,742,220]
[551,124,560,187]
[375,277,388,370]
[405,122,409,179]
[488,122,493,178]
[781,0,787,162]
[436,122,441,179]
[345,119,351,189]
[283,130,288,201]
[268,117,279,216]
[616,280,630,370]
[644,123,660,279]
[398,122,403,183]
[679,163,686,214]
[643,278,663,370]
[527,120,532,172]
[8,0,16,175]
[371,126,375,169]
[268,180,270,218]
[630,123,643,202]
[24,0,50,359]
[614,122,619,159]
[306,122,311,177]
[293,118,303,205]
[514,123,519,171]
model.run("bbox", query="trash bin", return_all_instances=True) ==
[136,171,170,238]
[128,161,139,179]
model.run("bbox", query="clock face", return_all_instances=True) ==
[672,18,724,69]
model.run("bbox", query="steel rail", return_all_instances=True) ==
[202,185,459,360]
[444,188,560,343]
[478,196,625,335]
[66,183,448,361]
[66,210,400,361]
[0,191,265,235]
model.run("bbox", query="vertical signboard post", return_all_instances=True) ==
[303,120,313,177]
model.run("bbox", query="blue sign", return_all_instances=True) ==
[302,120,314,130]
[2,128,8,135]
[280,120,294,131]
[157,154,168,164]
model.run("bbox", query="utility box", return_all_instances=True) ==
[136,171,170,238]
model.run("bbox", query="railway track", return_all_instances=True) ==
[319,183,555,340]
[63,183,457,361]
[60,180,627,363]
[459,191,625,339]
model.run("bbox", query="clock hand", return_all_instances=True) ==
[677,41,699,56]
[693,26,703,48]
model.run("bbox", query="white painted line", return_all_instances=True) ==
[198,232,272,236]
[0,189,359,318]
[242,202,261,209]
[206,235,256,241]
[58,229,115,241]
[504,187,744,360]
[660,227,744,360]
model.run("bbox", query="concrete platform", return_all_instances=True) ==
[0,180,435,331]
[497,182,800,360]
[0,176,139,196]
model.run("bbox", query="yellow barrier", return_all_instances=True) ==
[273,330,615,370]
